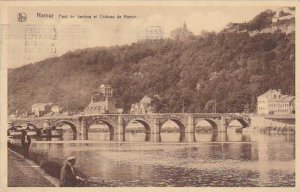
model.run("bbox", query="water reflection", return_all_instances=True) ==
[193,132,254,143]
[86,132,114,141]
[34,131,77,141]
[124,133,147,142]
[16,129,295,147]
[145,133,151,142]
[27,131,294,187]
[160,133,181,143]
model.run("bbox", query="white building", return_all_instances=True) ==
[51,105,63,113]
[32,103,52,117]
[84,84,118,115]
[130,95,153,114]
[257,89,295,115]
[272,7,295,23]
[85,100,118,115]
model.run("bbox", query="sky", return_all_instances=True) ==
[3,5,282,68]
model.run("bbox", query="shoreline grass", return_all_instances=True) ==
[7,142,92,185]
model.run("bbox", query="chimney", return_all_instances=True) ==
[91,95,95,103]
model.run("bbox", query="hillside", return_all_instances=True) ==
[223,7,295,35]
[8,9,295,114]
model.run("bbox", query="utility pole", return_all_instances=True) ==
[214,100,217,113]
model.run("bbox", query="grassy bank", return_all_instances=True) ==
[7,142,95,186]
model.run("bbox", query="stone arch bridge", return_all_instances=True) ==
[9,113,251,139]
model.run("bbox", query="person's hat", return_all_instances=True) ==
[67,156,77,161]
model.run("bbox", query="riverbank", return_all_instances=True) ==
[257,126,295,133]
[7,141,110,187]
[8,149,58,187]
[8,142,88,185]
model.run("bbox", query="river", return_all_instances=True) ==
[16,131,294,187]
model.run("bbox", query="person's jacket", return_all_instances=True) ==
[60,161,78,187]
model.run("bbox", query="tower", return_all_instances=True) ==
[99,84,113,99]
[170,22,194,40]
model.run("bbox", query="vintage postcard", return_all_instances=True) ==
[0,1,298,191]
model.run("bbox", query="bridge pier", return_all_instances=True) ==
[151,118,160,134]
[150,118,160,142]
[117,116,125,142]
[186,115,195,133]
[184,133,196,143]
[150,134,161,143]
[217,116,228,132]
[80,118,88,140]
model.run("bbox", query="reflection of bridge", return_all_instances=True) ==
[9,113,251,139]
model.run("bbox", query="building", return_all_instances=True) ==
[85,100,117,115]
[117,108,124,114]
[130,95,153,114]
[272,7,295,23]
[170,22,194,41]
[51,105,63,113]
[84,84,118,115]
[144,26,164,40]
[32,103,52,117]
[98,84,113,98]
[257,89,295,115]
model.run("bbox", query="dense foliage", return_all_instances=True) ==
[8,11,295,114]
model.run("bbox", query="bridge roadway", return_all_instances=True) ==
[9,113,251,139]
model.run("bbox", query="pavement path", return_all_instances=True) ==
[8,149,57,187]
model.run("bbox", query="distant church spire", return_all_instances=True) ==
[170,21,194,40]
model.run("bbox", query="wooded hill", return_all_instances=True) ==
[8,9,295,114]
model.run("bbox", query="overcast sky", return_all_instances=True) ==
[4,5,282,68]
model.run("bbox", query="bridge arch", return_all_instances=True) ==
[125,118,151,134]
[52,120,77,135]
[160,118,185,133]
[87,119,115,136]
[226,118,250,131]
[195,119,218,132]
[27,123,39,129]
[235,118,250,128]
[13,122,39,130]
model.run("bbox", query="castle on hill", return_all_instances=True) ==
[170,22,194,41]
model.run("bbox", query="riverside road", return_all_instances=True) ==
[8,150,55,187]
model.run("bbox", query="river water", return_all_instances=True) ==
[20,131,295,187]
